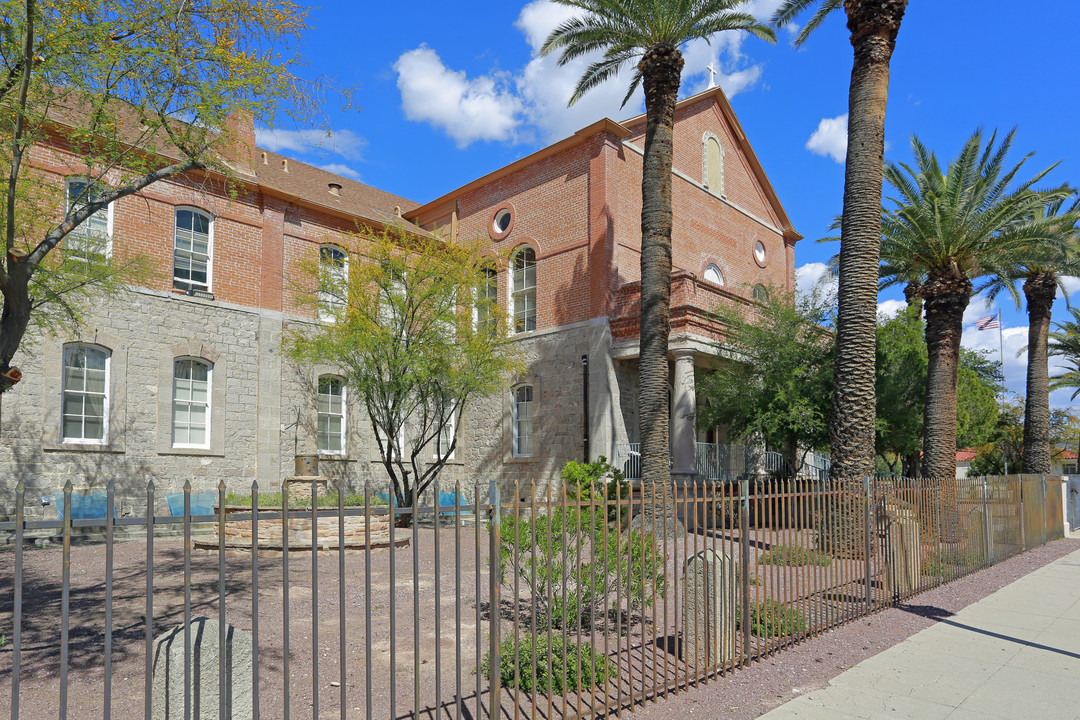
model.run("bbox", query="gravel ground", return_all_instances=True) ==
[1,522,1074,720]
[624,536,1080,720]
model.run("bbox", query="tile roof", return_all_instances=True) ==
[956,447,979,463]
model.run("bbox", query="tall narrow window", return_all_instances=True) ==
[511,246,536,333]
[62,345,109,443]
[703,133,724,195]
[318,246,348,322]
[512,385,534,457]
[173,358,211,448]
[318,376,346,454]
[65,178,112,259]
[173,208,212,292]
[475,265,498,333]
[435,408,456,460]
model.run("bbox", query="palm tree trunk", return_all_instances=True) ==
[921,279,971,479]
[637,43,682,537]
[828,0,907,481]
[1023,272,1056,473]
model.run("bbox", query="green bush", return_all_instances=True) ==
[482,635,614,696]
[758,543,832,567]
[560,456,629,524]
[738,600,806,638]
[923,547,984,575]
[497,458,664,631]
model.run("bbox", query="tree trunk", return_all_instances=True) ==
[828,0,907,482]
[636,43,682,537]
[0,251,33,385]
[920,272,972,480]
[1023,272,1056,474]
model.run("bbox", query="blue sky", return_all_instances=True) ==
[260,0,1080,411]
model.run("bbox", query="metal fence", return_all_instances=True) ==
[0,473,1065,719]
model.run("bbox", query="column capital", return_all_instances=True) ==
[672,347,696,361]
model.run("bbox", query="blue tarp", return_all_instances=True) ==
[165,492,217,517]
[54,492,115,521]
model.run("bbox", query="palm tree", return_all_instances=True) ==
[879,129,1073,480]
[1050,306,1080,401]
[541,1,774,523]
[772,0,909,481]
[984,198,1080,473]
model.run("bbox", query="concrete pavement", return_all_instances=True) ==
[757,545,1080,720]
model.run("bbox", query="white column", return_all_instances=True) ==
[672,349,697,475]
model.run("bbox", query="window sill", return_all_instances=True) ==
[159,447,225,457]
[318,453,357,463]
[43,442,125,454]
[506,455,537,464]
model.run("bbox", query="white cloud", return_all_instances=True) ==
[962,296,996,326]
[254,127,367,161]
[317,163,361,180]
[806,114,848,163]
[795,262,836,298]
[393,46,524,148]
[877,299,907,318]
[962,323,1027,386]
[1057,275,1080,300]
[394,0,770,148]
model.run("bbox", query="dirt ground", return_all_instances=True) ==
[1,519,1073,720]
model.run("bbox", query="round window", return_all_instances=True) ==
[493,209,512,234]
[753,240,767,266]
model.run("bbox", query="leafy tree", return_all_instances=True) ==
[969,397,1077,476]
[879,129,1073,479]
[541,0,775,527]
[697,285,833,473]
[284,226,524,512]
[772,0,909,480]
[0,0,315,393]
[984,198,1080,472]
[876,307,999,476]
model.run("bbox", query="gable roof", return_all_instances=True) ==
[405,88,800,243]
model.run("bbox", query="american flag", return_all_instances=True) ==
[975,313,1000,330]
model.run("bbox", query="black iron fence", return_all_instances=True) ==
[0,474,1065,719]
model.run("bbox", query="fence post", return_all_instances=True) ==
[739,477,750,666]
[981,477,993,563]
[1019,476,1027,551]
[488,480,501,717]
[1041,475,1048,546]
[863,476,872,612]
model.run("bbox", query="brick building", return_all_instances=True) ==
[1,87,799,515]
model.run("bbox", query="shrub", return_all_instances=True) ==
[561,456,629,524]
[923,547,984,576]
[758,543,832,567]
[739,600,806,637]
[497,458,664,631]
[482,635,614,696]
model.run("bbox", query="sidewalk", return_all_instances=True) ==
[757,544,1080,720]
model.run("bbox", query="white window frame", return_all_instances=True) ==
[434,407,456,460]
[65,177,113,259]
[61,345,110,445]
[173,207,214,293]
[317,375,347,455]
[318,245,348,323]
[703,263,725,287]
[511,385,534,458]
[510,246,536,334]
[474,265,498,333]
[172,357,212,449]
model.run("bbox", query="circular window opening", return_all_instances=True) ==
[704,264,724,286]
[753,284,769,303]
[753,240,767,266]
[493,208,512,235]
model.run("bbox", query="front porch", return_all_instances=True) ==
[614,442,830,483]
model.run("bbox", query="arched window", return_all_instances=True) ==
[703,133,724,195]
[512,385,534,457]
[475,264,498,334]
[62,345,110,443]
[65,178,112,259]
[173,358,211,448]
[511,246,536,333]
[753,284,769,303]
[318,245,348,322]
[703,264,725,287]
[173,208,213,292]
[317,375,346,454]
